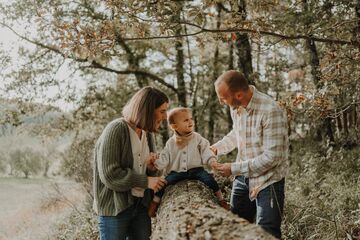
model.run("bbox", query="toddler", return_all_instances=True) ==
[147,107,229,217]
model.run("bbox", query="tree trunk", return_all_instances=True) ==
[207,4,222,143]
[325,118,335,144]
[256,42,261,73]
[348,106,354,129]
[175,37,187,107]
[174,3,187,107]
[151,180,275,240]
[227,41,234,132]
[208,51,218,142]
[355,0,360,51]
[113,24,148,88]
[354,105,358,127]
[336,114,342,132]
[305,39,322,88]
[43,160,49,177]
[343,109,349,135]
[184,21,198,129]
[195,73,206,134]
[192,74,199,133]
[235,0,254,85]
[303,0,334,142]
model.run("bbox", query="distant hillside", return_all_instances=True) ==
[0,98,69,137]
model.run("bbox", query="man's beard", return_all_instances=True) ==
[230,98,242,109]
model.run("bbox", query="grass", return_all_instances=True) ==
[0,176,53,184]
[0,176,85,240]
[282,139,360,239]
[0,176,77,184]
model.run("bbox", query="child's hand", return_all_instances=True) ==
[209,159,220,170]
[215,163,232,177]
[146,152,159,171]
[146,152,157,164]
[210,146,218,155]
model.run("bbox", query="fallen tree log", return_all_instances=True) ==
[151,180,275,240]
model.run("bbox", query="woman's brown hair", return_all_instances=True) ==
[122,86,169,132]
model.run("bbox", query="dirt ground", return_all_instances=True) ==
[0,177,85,240]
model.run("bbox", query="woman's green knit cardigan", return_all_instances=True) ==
[93,118,158,216]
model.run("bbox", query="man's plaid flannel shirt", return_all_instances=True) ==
[213,86,289,200]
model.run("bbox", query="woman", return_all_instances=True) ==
[93,86,169,240]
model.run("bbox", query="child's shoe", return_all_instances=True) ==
[219,199,230,210]
[147,200,160,218]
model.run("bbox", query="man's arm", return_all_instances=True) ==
[231,107,288,177]
[211,128,237,156]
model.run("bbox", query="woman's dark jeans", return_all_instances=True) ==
[98,198,151,240]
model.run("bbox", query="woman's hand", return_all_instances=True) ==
[147,176,167,192]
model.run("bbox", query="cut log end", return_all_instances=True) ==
[151,180,275,240]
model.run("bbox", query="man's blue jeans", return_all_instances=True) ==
[155,167,220,198]
[98,199,151,240]
[231,176,285,239]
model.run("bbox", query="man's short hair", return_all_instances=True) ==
[122,86,169,132]
[215,70,249,92]
[167,107,191,124]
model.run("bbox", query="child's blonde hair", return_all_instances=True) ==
[167,107,191,124]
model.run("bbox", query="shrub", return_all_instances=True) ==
[10,147,43,178]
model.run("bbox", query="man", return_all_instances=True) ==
[211,70,289,239]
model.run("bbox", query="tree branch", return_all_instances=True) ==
[85,61,178,93]
[0,22,63,56]
[122,22,360,47]
[0,22,89,62]
[1,21,178,92]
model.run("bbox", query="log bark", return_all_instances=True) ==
[151,180,275,240]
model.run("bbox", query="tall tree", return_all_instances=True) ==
[174,2,187,107]
[234,0,254,85]
[303,0,335,143]
[207,4,222,143]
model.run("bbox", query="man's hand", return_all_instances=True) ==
[210,146,218,155]
[214,163,232,177]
